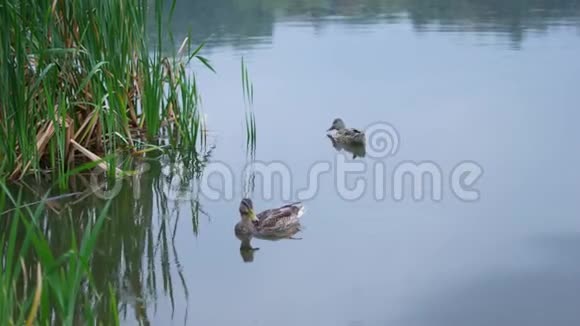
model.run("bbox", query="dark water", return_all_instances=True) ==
[10,0,580,325]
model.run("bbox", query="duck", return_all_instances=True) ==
[234,198,305,240]
[326,118,365,146]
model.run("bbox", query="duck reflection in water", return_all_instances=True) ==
[235,198,305,262]
[238,235,259,263]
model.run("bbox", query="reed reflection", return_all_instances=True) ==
[2,146,213,325]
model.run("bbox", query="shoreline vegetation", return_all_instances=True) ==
[0,0,212,184]
[1,0,215,324]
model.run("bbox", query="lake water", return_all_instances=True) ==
[15,0,580,325]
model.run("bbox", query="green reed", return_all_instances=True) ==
[0,183,119,325]
[0,0,211,183]
[241,58,256,154]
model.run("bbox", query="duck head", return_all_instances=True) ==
[327,118,346,131]
[239,198,258,223]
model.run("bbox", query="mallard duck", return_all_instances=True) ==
[326,118,365,146]
[234,198,305,240]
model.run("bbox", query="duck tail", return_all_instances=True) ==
[295,203,305,219]
[282,201,305,219]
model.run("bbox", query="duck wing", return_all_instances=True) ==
[257,202,304,229]
[347,128,364,135]
[338,128,365,144]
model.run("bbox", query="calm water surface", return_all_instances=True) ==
[16,1,580,325]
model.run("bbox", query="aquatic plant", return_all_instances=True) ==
[241,57,257,154]
[0,0,212,183]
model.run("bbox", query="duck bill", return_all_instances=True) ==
[250,209,259,222]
